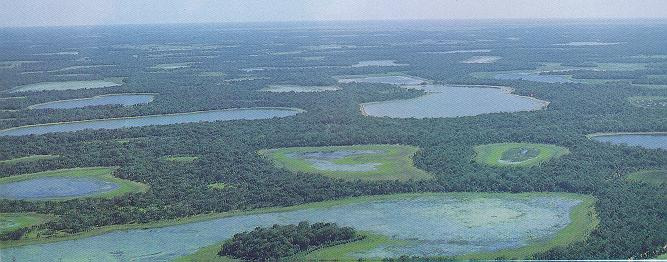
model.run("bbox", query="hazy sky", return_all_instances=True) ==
[1,0,666,27]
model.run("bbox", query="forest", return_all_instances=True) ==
[0,21,665,259]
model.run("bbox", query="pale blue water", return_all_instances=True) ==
[0,177,118,200]
[0,108,303,136]
[362,85,546,118]
[591,134,667,150]
[1,194,581,261]
[495,72,572,83]
[286,150,384,172]
[28,94,155,109]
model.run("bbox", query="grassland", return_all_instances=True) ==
[259,144,433,181]
[0,167,148,200]
[0,155,59,165]
[163,156,199,163]
[627,96,667,108]
[0,213,51,234]
[474,143,570,167]
[207,182,229,190]
[626,170,666,185]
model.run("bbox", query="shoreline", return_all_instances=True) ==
[26,93,158,109]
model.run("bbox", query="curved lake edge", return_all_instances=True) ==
[0,167,148,201]
[359,85,550,117]
[0,192,596,260]
[26,93,158,109]
[0,107,306,136]
[585,131,667,139]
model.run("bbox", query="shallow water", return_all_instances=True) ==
[0,177,118,200]
[2,194,580,261]
[286,150,384,172]
[337,75,426,85]
[362,85,546,118]
[28,94,154,109]
[591,134,667,150]
[0,108,303,136]
[11,80,121,92]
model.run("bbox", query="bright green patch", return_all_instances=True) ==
[0,213,50,234]
[0,155,59,165]
[259,144,433,181]
[0,167,148,200]
[302,232,405,260]
[628,96,667,108]
[163,156,199,163]
[626,170,666,186]
[474,143,570,167]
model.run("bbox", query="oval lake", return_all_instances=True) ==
[28,94,155,109]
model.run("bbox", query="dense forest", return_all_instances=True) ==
[219,222,358,260]
[0,21,665,259]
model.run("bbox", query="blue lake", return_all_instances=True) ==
[361,85,547,118]
[591,134,667,150]
[2,193,581,261]
[28,94,155,109]
[0,108,303,136]
[0,177,118,200]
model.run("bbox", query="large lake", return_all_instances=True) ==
[0,108,303,136]
[28,94,155,109]
[361,85,547,118]
[0,177,118,200]
[2,193,581,261]
[590,134,667,150]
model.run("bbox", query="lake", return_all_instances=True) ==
[590,134,667,150]
[361,85,547,118]
[0,108,304,136]
[0,177,118,200]
[11,80,121,92]
[28,94,155,109]
[1,193,581,261]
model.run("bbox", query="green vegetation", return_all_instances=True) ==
[219,222,358,260]
[259,145,433,181]
[0,155,59,165]
[0,167,148,200]
[0,213,49,234]
[164,156,199,163]
[627,96,667,108]
[626,170,666,185]
[474,143,570,167]
[207,182,229,190]
[302,232,402,260]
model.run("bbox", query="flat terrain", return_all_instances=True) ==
[259,145,433,181]
[0,155,59,165]
[626,170,666,185]
[0,213,50,234]
[474,143,570,167]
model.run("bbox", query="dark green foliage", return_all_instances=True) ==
[218,221,357,260]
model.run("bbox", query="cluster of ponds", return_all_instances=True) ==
[28,94,155,109]
[2,194,581,261]
[0,177,118,200]
[0,108,303,136]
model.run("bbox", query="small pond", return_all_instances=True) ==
[0,177,118,200]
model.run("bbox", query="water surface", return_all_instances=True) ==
[0,108,303,136]
[2,194,581,261]
[11,80,121,92]
[362,85,547,118]
[0,177,118,200]
[591,134,667,150]
[28,94,154,109]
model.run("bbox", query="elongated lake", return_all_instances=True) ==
[2,193,582,261]
[28,94,155,109]
[0,108,303,136]
[11,80,121,92]
[590,134,667,150]
[0,177,118,200]
[361,85,547,118]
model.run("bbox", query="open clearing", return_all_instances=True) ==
[627,96,667,108]
[474,143,570,167]
[0,155,59,165]
[626,170,666,185]
[260,84,340,93]
[0,167,147,200]
[259,144,433,181]
[0,213,51,234]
